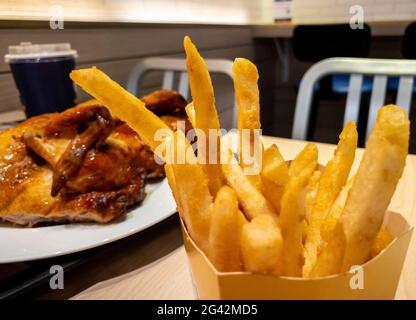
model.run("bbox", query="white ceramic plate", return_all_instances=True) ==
[0,179,176,263]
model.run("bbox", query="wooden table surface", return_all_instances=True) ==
[67,135,416,300]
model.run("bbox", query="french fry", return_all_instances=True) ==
[303,121,357,276]
[208,186,243,272]
[170,130,213,253]
[260,180,285,215]
[221,147,277,221]
[260,144,289,212]
[307,178,353,277]
[237,210,249,268]
[304,170,321,224]
[288,143,318,178]
[185,102,196,128]
[241,214,283,275]
[233,58,262,186]
[184,36,224,196]
[238,209,249,230]
[233,58,261,143]
[280,143,317,276]
[341,105,409,271]
[70,67,171,154]
[302,170,322,243]
[370,226,394,258]
[311,190,393,271]
[261,144,289,186]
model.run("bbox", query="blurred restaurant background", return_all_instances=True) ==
[1,0,416,150]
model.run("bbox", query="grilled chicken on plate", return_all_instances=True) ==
[0,90,189,226]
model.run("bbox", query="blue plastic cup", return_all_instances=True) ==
[5,42,78,118]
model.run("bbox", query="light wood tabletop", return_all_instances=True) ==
[68,135,416,300]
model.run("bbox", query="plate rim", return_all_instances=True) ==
[0,178,177,264]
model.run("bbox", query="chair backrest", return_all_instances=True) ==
[402,22,416,59]
[293,24,371,62]
[126,57,236,128]
[293,57,416,140]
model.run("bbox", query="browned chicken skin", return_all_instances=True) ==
[0,90,188,226]
[141,89,188,115]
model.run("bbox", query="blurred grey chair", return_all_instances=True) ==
[126,57,237,128]
[293,57,416,140]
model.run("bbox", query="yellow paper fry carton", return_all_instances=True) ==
[181,211,413,300]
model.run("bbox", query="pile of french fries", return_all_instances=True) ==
[70,36,410,278]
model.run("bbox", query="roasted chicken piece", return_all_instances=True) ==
[0,90,188,226]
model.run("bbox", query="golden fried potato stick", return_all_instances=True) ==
[184,36,224,196]
[288,143,318,177]
[241,214,283,275]
[288,143,317,178]
[70,67,171,154]
[221,147,277,221]
[208,186,243,272]
[233,58,261,141]
[304,170,322,224]
[341,105,409,271]
[233,58,262,187]
[303,121,357,276]
[260,144,289,213]
[280,143,317,276]
[261,144,289,185]
[238,209,249,230]
[237,209,249,267]
[308,178,353,277]
[370,226,394,258]
[302,170,322,243]
[185,102,196,128]
[171,130,213,252]
[260,175,285,214]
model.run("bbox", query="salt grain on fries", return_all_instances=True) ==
[70,36,410,279]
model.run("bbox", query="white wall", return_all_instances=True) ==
[293,0,416,24]
[0,0,275,25]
